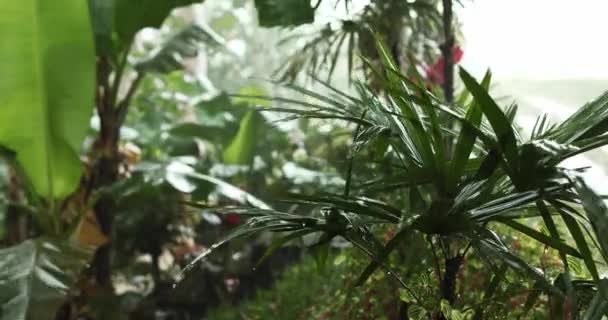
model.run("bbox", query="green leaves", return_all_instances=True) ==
[501,219,581,258]
[583,279,608,320]
[572,176,608,262]
[355,226,412,286]
[0,238,92,320]
[88,0,204,55]
[223,87,270,165]
[0,0,95,198]
[459,68,520,186]
[114,0,201,44]
[449,70,491,189]
[135,23,223,74]
[178,38,608,317]
[547,90,608,144]
[88,0,115,55]
[223,111,263,165]
[254,0,315,27]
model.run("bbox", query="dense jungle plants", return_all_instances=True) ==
[209,227,582,320]
[191,38,608,319]
[2,0,608,319]
[1,0,387,318]
[0,0,337,319]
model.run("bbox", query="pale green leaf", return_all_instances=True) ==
[0,238,92,320]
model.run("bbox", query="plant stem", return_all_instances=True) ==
[89,57,133,289]
[440,254,463,304]
[441,0,455,104]
[6,165,27,244]
[439,254,464,320]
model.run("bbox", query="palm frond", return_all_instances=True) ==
[545,91,608,144]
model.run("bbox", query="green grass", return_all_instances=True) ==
[206,255,345,320]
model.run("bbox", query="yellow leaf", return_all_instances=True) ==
[77,211,108,248]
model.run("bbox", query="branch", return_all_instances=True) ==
[116,72,145,126]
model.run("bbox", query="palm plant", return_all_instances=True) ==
[274,0,447,85]
[187,39,608,318]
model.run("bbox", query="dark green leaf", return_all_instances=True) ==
[500,219,581,258]
[254,0,314,27]
[536,200,569,269]
[287,193,401,223]
[459,68,520,185]
[343,229,412,293]
[474,231,563,298]
[88,0,115,55]
[583,279,608,320]
[550,199,600,282]
[256,229,314,267]
[572,176,608,262]
[356,226,412,286]
[450,70,492,189]
[548,91,608,144]
[114,0,200,44]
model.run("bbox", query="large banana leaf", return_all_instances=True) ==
[0,0,95,198]
[0,238,92,320]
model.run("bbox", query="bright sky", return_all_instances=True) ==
[459,0,608,80]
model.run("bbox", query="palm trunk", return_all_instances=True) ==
[439,3,461,309]
[441,0,455,104]
[440,255,463,304]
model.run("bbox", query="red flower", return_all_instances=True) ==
[424,46,463,85]
[223,213,241,225]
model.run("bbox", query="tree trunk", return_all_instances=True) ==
[90,157,120,287]
[88,56,122,289]
[441,0,455,104]
[399,301,410,320]
[439,255,463,319]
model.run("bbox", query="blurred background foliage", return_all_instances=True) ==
[1,0,608,320]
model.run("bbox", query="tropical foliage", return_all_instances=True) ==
[193,39,608,319]
[0,0,607,319]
